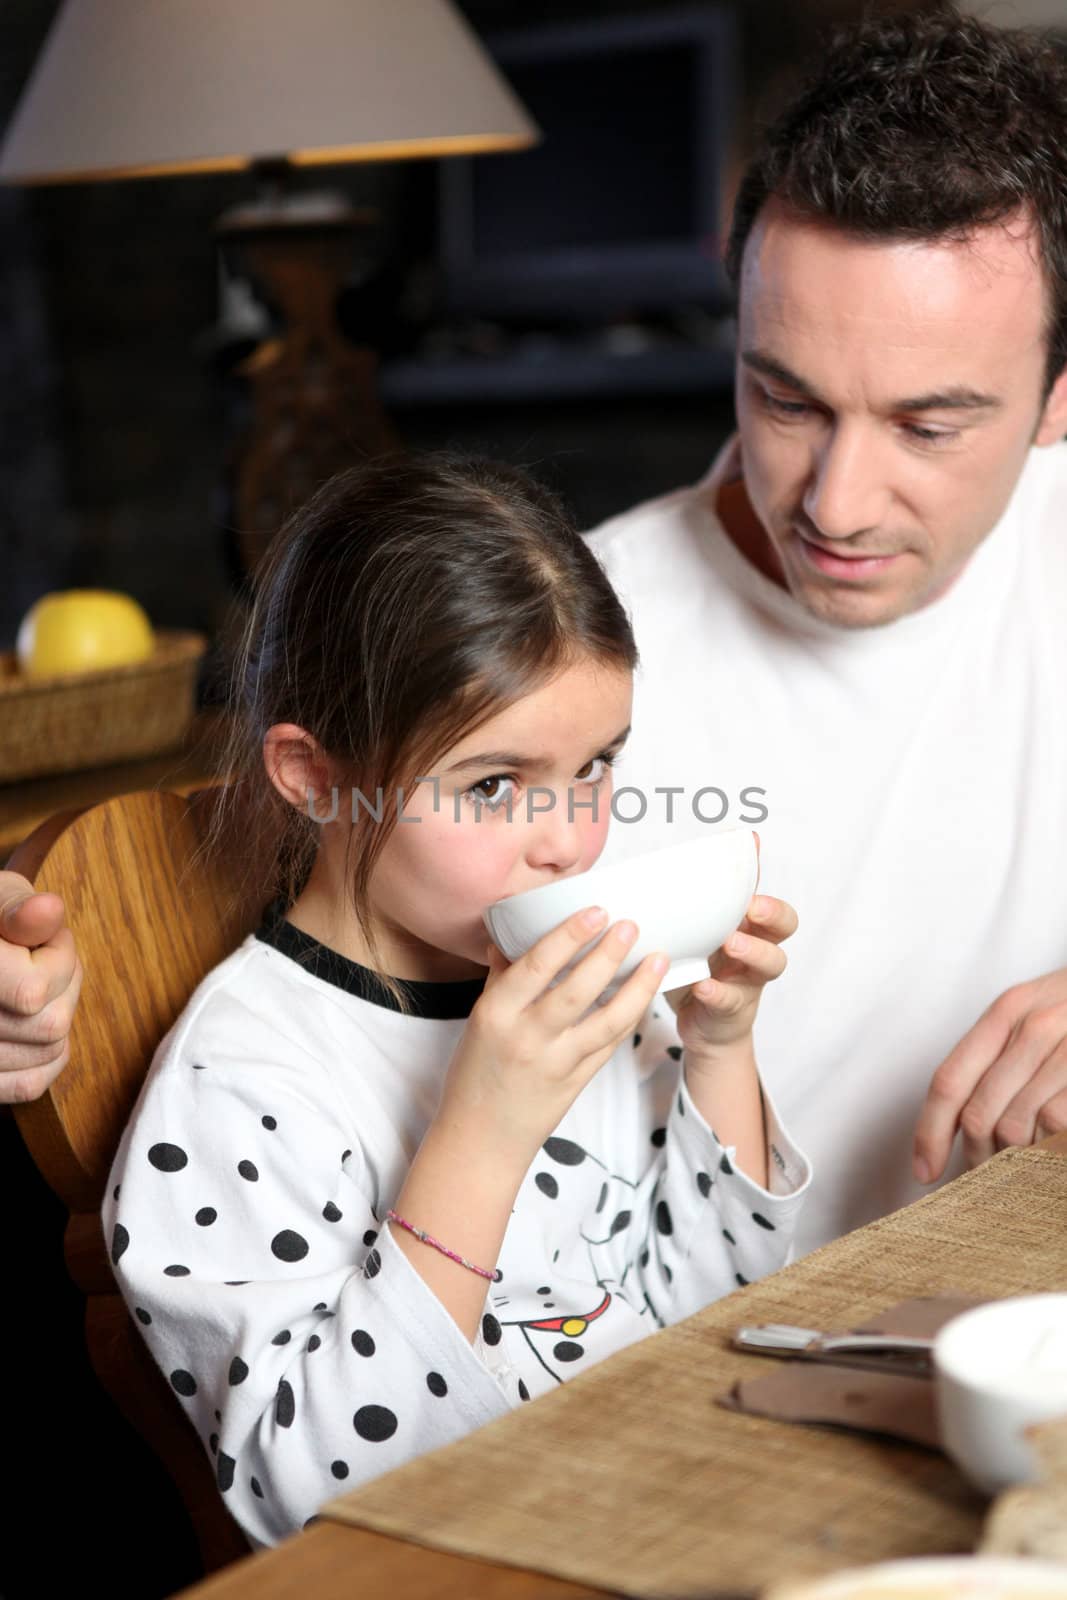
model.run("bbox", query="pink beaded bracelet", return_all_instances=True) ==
[386,1209,502,1282]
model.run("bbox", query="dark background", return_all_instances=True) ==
[0,2,924,1595]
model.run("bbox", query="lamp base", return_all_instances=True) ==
[217,193,399,580]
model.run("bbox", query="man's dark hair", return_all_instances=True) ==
[725,5,1067,393]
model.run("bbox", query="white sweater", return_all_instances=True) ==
[104,912,810,1547]
[588,438,1067,1255]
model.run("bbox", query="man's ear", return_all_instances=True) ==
[262,723,337,818]
[1036,360,1067,445]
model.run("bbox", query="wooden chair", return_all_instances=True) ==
[6,787,267,1577]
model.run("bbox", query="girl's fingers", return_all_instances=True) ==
[492,906,611,1009]
[536,918,646,1027]
[572,952,668,1057]
[717,929,788,985]
[740,895,798,946]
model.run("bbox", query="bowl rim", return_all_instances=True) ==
[933,1292,1067,1394]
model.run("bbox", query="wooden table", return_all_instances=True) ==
[174,1132,1067,1600]
[0,708,230,862]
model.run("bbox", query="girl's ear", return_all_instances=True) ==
[1036,362,1067,445]
[262,723,337,816]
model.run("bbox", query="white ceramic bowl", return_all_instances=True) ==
[483,828,759,996]
[934,1295,1067,1496]
[764,1555,1067,1599]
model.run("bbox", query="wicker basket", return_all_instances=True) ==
[0,630,207,783]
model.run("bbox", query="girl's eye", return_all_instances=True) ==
[575,755,612,784]
[464,774,518,809]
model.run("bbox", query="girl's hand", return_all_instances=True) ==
[669,895,798,1061]
[435,908,667,1163]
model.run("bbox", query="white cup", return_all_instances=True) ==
[483,828,759,996]
[933,1295,1067,1496]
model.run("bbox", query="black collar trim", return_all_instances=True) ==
[254,904,485,1020]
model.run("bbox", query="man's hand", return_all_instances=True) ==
[913,967,1067,1183]
[0,872,81,1104]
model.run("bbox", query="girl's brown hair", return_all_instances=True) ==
[205,451,637,977]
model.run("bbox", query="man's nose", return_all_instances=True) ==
[802,423,888,541]
[525,789,585,874]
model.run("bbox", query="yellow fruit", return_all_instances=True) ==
[16,589,155,679]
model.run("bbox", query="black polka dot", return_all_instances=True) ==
[664,1263,673,1284]
[632,1032,642,1048]
[307,1335,321,1353]
[696,1172,712,1198]
[609,1209,632,1236]
[595,1183,607,1214]
[250,1476,263,1499]
[272,1329,291,1346]
[135,1307,151,1325]
[191,1062,207,1071]
[364,1247,381,1278]
[271,1229,309,1263]
[164,1264,190,1277]
[341,1149,352,1163]
[351,1329,375,1357]
[720,1152,734,1176]
[518,1379,530,1401]
[238,1160,259,1182]
[666,1045,682,1062]
[112,1184,121,1201]
[170,1369,196,1396]
[111,1224,129,1266]
[722,1227,736,1245]
[650,1127,666,1148]
[639,1248,649,1268]
[229,1356,249,1386]
[535,1172,559,1199]
[209,1433,218,1455]
[148,1142,188,1172]
[323,1202,342,1223]
[261,1115,277,1131]
[656,1199,673,1236]
[553,1341,584,1363]
[217,1452,235,1492]
[677,1092,685,1116]
[275,1379,295,1428]
[224,1280,248,1287]
[536,1286,551,1295]
[363,1229,378,1247]
[214,1410,221,1422]
[195,1207,217,1227]
[426,1371,447,1397]
[354,1405,397,1442]
[313,1302,327,1312]
[331,1460,349,1479]
[543,1136,586,1166]
[735,1272,749,1287]
[752,1212,776,1231]
[482,1313,502,1346]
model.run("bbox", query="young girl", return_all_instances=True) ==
[104,453,811,1549]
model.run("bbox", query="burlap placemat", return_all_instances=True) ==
[322,1146,1067,1600]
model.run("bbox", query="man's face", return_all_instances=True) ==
[733,199,1067,628]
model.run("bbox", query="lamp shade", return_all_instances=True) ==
[0,0,539,185]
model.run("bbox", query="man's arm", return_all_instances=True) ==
[0,873,80,1103]
[913,966,1067,1181]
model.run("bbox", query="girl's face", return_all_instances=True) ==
[366,657,633,980]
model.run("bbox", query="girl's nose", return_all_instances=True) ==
[524,789,584,874]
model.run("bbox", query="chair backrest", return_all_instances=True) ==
[8,787,266,1576]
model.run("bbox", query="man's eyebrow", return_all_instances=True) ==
[445,725,631,774]
[741,349,821,399]
[742,349,1002,415]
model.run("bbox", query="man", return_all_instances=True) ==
[2,7,1066,1255]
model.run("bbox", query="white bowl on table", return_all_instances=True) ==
[933,1294,1067,1496]
[764,1555,1067,1599]
[483,828,759,997]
